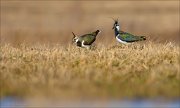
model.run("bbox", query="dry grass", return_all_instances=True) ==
[0,42,179,99]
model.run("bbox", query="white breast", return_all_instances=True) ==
[116,36,128,44]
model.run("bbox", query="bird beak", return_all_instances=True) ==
[112,26,114,29]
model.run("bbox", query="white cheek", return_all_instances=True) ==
[75,39,79,43]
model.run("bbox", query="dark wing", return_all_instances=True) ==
[81,34,96,45]
[119,31,145,42]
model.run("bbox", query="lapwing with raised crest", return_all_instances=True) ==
[112,19,146,44]
[72,30,101,49]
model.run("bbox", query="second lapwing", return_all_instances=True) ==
[112,19,146,44]
[72,30,101,49]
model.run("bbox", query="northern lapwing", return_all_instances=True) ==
[72,30,101,49]
[112,19,146,44]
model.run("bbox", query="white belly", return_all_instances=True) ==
[116,36,128,44]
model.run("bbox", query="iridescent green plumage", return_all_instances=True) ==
[118,31,146,42]
[78,32,97,45]
[72,30,100,48]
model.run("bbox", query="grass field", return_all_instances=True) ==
[1,42,179,99]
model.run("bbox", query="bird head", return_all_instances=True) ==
[112,19,119,30]
[72,32,79,44]
[72,36,79,43]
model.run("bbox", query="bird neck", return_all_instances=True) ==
[114,25,120,37]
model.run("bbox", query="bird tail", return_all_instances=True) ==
[139,36,146,41]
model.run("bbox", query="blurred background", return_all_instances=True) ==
[1,1,179,45]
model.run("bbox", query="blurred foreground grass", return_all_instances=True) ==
[0,42,179,99]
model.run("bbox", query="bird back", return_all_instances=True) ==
[119,31,146,42]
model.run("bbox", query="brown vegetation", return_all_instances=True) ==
[0,42,179,99]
